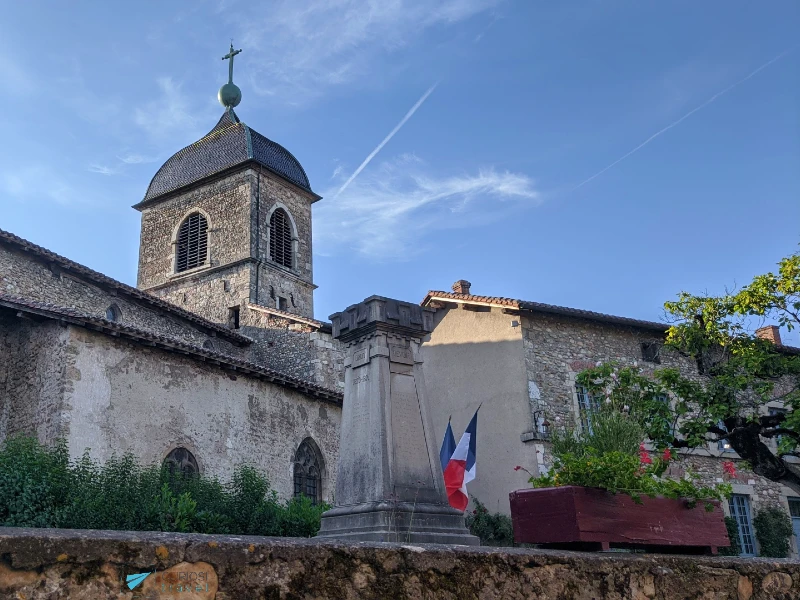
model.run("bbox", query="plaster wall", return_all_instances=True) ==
[421,307,539,514]
[62,326,341,502]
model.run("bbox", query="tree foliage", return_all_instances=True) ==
[576,249,800,491]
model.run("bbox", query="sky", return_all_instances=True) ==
[1,1,798,343]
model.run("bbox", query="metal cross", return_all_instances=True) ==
[222,43,242,84]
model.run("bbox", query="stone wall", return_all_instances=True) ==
[137,170,252,293]
[136,167,317,322]
[63,325,341,501]
[0,242,240,355]
[521,310,797,550]
[252,169,316,318]
[0,314,68,443]
[240,305,345,391]
[521,312,688,437]
[1,527,799,599]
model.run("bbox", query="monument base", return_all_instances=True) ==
[317,501,480,545]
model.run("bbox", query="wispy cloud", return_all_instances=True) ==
[117,153,159,165]
[88,164,119,176]
[232,0,501,102]
[316,154,539,259]
[134,77,204,142]
[573,49,794,191]
[334,84,438,198]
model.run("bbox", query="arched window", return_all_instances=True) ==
[293,439,322,505]
[105,304,122,322]
[269,208,293,268]
[176,213,208,273]
[163,447,199,478]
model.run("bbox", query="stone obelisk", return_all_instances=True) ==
[317,296,478,544]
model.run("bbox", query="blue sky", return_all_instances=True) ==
[1,1,798,343]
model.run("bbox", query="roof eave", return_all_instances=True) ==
[133,159,321,210]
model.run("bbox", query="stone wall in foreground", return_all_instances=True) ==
[1,528,799,599]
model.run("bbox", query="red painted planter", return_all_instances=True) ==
[509,486,730,554]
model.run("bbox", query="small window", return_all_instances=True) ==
[641,342,661,364]
[105,304,122,322]
[269,208,293,268]
[278,296,288,311]
[228,306,240,329]
[717,420,734,452]
[293,439,323,505]
[176,212,208,273]
[163,447,199,478]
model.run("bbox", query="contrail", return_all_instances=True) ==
[334,83,438,198]
[572,49,793,192]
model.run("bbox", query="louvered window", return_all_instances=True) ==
[176,213,208,273]
[269,208,293,268]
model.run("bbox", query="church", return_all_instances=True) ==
[0,46,796,556]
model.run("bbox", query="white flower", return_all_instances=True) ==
[595,361,602,367]
[623,405,630,412]
[605,398,612,405]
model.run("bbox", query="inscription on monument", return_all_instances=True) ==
[352,372,370,385]
[352,347,369,368]
[389,344,414,365]
[390,373,434,491]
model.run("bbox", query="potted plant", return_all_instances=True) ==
[510,399,733,553]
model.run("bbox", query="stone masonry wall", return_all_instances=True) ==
[253,169,315,318]
[0,243,239,355]
[0,313,68,444]
[2,527,800,599]
[149,261,252,332]
[63,325,341,501]
[137,170,252,292]
[521,311,796,543]
[241,306,345,391]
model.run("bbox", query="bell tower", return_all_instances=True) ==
[133,44,321,325]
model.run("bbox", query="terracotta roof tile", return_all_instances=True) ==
[422,290,667,331]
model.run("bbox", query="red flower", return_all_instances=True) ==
[662,448,672,462]
[472,510,477,515]
[639,443,652,465]
[514,466,522,471]
[723,461,736,478]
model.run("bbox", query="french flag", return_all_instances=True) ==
[442,408,478,511]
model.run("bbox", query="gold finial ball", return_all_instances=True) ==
[218,82,242,108]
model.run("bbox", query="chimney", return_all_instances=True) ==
[452,280,472,295]
[755,325,782,346]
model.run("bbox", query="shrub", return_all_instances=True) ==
[465,498,514,547]
[753,507,793,558]
[718,516,741,556]
[0,435,328,537]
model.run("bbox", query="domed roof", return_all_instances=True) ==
[140,108,312,203]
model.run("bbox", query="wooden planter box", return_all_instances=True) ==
[509,486,730,554]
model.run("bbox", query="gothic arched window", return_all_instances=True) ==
[269,208,293,268]
[293,439,322,505]
[163,447,199,478]
[176,212,208,273]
